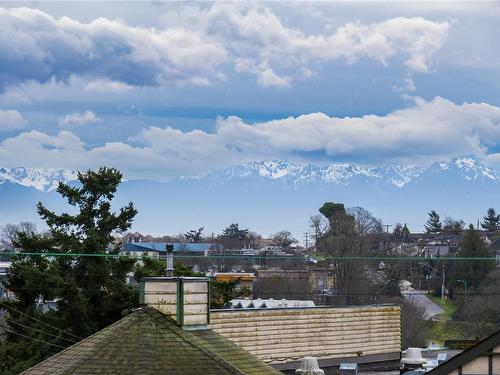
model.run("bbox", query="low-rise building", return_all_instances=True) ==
[122,242,213,258]
[213,272,256,292]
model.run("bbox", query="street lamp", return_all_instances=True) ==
[457,279,468,304]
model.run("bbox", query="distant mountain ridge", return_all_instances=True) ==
[0,167,77,192]
[1,157,499,237]
[1,158,498,192]
[183,157,499,188]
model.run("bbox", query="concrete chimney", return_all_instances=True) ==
[165,244,174,276]
[139,277,210,330]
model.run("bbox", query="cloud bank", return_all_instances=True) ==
[0,5,450,90]
[1,97,499,179]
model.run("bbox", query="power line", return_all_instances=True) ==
[5,318,78,344]
[0,301,83,340]
[1,327,67,350]
[1,251,498,261]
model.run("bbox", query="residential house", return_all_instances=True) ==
[122,242,213,259]
[0,261,11,299]
[21,277,281,375]
[426,329,500,375]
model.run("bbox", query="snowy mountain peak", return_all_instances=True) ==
[0,167,78,192]
[436,158,498,181]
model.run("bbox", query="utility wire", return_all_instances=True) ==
[1,251,497,261]
[1,327,67,350]
[5,318,78,344]
[0,301,82,340]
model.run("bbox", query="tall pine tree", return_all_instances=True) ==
[425,210,442,234]
[1,167,137,374]
[481,208,500,232]
[456,224,494,290]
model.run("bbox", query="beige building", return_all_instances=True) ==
[427,330,500,375]
[211,304,401,372]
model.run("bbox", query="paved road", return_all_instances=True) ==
[403,290,444,319]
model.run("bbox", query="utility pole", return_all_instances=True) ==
[383,224,392,252]
[303,232,309,252]
[441,262,446,304]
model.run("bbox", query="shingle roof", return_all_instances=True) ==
[21,306,282,375]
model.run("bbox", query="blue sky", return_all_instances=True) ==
[1,1,500,180]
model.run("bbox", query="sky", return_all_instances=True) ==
[1,1,500,181]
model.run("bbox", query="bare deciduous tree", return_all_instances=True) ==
[347,207,383,236]
[0,222,37,251]
[309,214,328,241]
[401,299,431,349]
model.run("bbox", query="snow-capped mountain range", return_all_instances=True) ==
[186,157,498,189]
[0,167,77,192]
[0,158,498,192]
[1,157,500,236]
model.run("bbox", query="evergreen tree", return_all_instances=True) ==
[221,223,248,240]
[425,211,442,234]
[185,227,204,243]
[456,224,495,290]
[0,167,137,374]
[481,208,500,232]
[402,224,410,243]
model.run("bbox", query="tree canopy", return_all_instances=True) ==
[0,167,137,374]
[220,223,248,240]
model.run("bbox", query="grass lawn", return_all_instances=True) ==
[426,294,462,345]
[429,320,462,345]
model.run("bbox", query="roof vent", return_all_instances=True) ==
[401,348,426,372]
[295,356,324,375]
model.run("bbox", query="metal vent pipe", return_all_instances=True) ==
[166,244,174,276]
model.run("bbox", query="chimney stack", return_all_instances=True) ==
[166,244,174,276]
[139,277,210,330]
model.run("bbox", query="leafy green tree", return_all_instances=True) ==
[481,208,500,232]
[319,202,346,221]
[425,210,442,234]
[455,224,495,290]
[0,167,137,374]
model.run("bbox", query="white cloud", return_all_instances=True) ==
[0,5,450,91]
[0,109,26,131]
[0,7,227,91]
[59,110,102,127]
[190,4,450,85]
[84,79,133,93]
[2,97,500,179]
